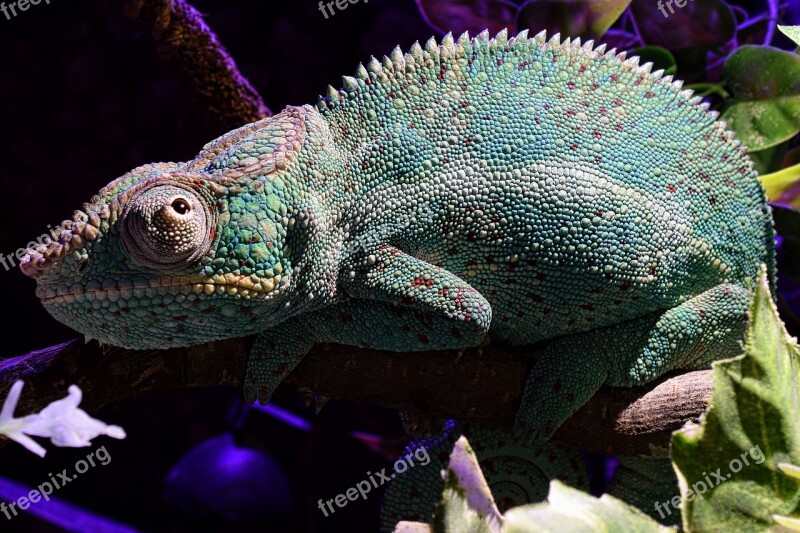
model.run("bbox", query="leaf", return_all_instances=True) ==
[517,0,631,40]
[430,436,503,533]
[630,0,735,50]
[671,269,800,531]
[779,25,800,48]
[502,481,669,532]
[415,0,519,36]
[760,162,800,201]
[722,46,800,151]
[629,46,676,75]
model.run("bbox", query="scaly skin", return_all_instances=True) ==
[21,29,775,523]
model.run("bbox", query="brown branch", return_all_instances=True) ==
[0,338,711,456]
[123,0,271,130]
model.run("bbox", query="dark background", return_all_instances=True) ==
[1,0,798,532]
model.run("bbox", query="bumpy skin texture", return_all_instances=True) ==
[22,29,774,518]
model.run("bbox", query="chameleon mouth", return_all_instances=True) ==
[37,273,283,305]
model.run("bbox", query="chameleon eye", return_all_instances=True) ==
[120,185,212,271]
[171,198,191,215]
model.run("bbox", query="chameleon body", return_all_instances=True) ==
[21,29,774,523]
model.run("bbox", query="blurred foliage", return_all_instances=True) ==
[394,274,800,532]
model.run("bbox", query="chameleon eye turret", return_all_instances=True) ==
[120,184,212,271]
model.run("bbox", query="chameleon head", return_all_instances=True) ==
[19,163,292,349]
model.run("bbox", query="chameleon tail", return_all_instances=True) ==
[379,420,588,531]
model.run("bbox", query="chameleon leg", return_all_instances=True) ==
[606,456,681,526]
[244,245,492,403]
[514,283,751,439]
[244,316,317,404]
[343,245,492,348]
[244,267,491,405]
[379,420,588,532]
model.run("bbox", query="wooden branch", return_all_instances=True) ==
[0,338,711,456]
[122,0,271,129]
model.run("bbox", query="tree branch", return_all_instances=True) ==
[0,338,711,457]
[123,0,271,130]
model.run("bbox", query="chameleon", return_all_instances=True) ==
[20,28,774,523]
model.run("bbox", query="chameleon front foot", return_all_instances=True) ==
[243,319,316,405]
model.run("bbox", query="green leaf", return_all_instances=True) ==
[629,47,677,76]
[760,162,800,202]
[430,436,503,533]
[722,46,800,151]
[502,481,669,532]
[671,269,800,531]
[779,25,800,48]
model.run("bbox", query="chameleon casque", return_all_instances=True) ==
[21,29,774,525]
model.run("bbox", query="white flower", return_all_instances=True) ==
[0,380,126,457]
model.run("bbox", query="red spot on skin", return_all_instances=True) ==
[412,276,434,288]
[448,248,459,255]
[620,283,631,291]
[615,124,623,132]
[610,74,619,82]
[593,130,601,138]
[566,109,577,116]
[570,143,578,150]
[613,98,622,106]
[648,267,656,275]
[567,81,576,90]
[667,184,676,192]
[402,296,416,305]
[709,196,717,206]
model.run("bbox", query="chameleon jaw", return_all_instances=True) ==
[36,273,284,305]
